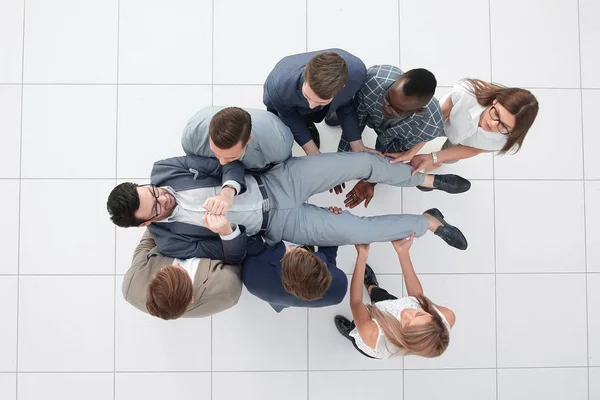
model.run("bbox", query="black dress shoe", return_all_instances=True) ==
[424,208,468,250]
[307,121,321,149]
[416,185,433,192]
[324,112,340,126]
[433,174,471,193]
[417,174,471,194]
[364,264,379,290]
[334,315,354,339]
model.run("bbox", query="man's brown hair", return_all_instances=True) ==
[146,265,193,320]
[305,52,348,100]
[281,250,332,300]
[209,107,252,149]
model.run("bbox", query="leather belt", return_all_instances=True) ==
[253,175,269,234]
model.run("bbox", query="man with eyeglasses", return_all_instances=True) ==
[327,65,445,209]
[106,152,471,266]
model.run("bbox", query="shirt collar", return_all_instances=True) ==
[469,103,486,129]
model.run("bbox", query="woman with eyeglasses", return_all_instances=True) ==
[408,79,539,173]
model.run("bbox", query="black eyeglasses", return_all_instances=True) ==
[383,93,404,118]
[383,92,422,119]
[489,105,513,135]
[140,184,161,223]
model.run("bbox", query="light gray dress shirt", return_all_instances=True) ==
[181,106,294,171]
[161,176,264,238]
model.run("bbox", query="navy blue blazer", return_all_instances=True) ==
[147,155,248,265]
[242,240,348,312]
[263,48,367,146]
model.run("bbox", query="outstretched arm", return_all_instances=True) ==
[392,234,455,327]
[350,244,379,348]
[391,233,422,297]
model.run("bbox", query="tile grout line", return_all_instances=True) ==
[26,365,590,374]
[397,0,402,67]
[398,1,404,396]
[305,0,308,52]
[114,0,121,399]
[16,0,27,393]
[9,177,600,182]
[3,82,600,90]
[3,270,600,278]
[305,3,308,399]
[211,1,215,399]
[488,0,499,397]
[575,1,590,399]
[211,0,214,107]
[306,309,309,400]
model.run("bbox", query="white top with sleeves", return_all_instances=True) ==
[440,80,508,151]
[349,296,451,359]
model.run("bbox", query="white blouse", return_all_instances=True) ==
[349,296,451,359]
[440,80,508,151]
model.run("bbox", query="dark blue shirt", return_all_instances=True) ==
[242,241,348,312]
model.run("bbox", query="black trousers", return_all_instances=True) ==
[348,287,398,359]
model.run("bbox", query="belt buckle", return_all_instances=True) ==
[262,198,270,212]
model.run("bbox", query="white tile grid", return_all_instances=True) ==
[1,0,597,399]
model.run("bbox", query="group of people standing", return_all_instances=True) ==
[108,49,539,360]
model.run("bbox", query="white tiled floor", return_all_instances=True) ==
[1,0,597,399]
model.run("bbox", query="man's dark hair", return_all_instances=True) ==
[107,182,143,227]
[401,68,437,100]
[209,107,252,149]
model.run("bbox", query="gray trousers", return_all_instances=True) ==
[260,152,429,246]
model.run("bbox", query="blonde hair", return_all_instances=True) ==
[366,294,450,358]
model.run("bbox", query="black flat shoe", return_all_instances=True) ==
[416,185,433,192]
[307,121,321,149]
[364,264,379,290]
[334,315,354,339]
[432,174,471,194]
[324,112,340,126]
[424,208,468,250]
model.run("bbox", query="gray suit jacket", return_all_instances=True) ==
[122,229,242,318]
[181,106,294,172]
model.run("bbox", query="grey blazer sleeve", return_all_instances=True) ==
[152,155,247,195]
[122,229,158,313]
[150,222,248,266]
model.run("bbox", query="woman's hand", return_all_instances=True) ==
[327,206,343,214]
[409,154,435,175]
[355,243,370,255]
[384,151,414,164]
[392,233,415,254]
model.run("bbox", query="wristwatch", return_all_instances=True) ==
[431,151,438,165]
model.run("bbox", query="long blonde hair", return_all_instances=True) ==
[366,294,449,358]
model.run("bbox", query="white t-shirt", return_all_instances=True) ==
[440,80,508,151]
[173,257,200,281]
[349,296,451,359]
